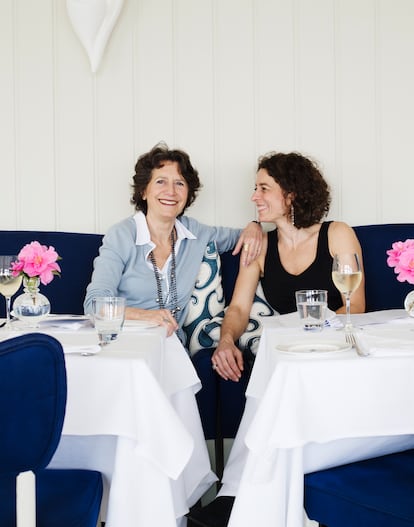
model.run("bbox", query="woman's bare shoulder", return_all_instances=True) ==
[328,220,353,232]
[328,221,361,252]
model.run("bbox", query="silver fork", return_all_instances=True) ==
[345,331,370,357]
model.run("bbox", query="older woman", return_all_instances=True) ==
[84,143,262,341]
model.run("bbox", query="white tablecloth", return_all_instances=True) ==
[8,324,217,527]
[219,310,414,527]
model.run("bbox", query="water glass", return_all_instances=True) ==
[92,296,126,346]
[295,289,328,331]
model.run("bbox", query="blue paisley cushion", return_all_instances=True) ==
[182,241,225,356]
[201,282,277,355]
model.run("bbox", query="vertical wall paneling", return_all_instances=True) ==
[54,2,96,232]
[295,0,337,188]
[1,0,414,234]
[213,0,257,228]
[94,0,135,233]
[15,0,56,229]
[331,0,342,221]
[253,0,296,157]
[379,0,414,222]
[0,1,17,228]
[335,0,378,225]
[133,0,175,154]
[173,0,216,225]
[373,0,383,223]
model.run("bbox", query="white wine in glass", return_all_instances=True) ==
[0,255,23,330]
[332,253,362,331]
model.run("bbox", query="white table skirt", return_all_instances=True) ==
[50,386,216,526]
[33,326,218,527]
[218,311,414,527]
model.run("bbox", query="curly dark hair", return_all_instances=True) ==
[131,142,201,215]
[257,152,331,228]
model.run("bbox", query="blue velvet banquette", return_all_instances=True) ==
[0,230,103,317]
[1,224,413,475]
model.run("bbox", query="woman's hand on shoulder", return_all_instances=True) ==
[232,221,264,266]
[125,306,178,336]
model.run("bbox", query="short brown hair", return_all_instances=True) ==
[131,142,201,215]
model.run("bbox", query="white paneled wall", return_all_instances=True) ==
[0,0,413,234]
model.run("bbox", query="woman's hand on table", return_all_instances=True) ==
[233,221,263,267]
[125,307,178,336]
[212,340,244,382]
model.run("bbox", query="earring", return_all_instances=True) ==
[290,205,295,226]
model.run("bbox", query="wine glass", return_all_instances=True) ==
[0,255,23,330]
[332,253,362,332]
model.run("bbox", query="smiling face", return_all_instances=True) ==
[252,168,292,224]
[143,161,189,221]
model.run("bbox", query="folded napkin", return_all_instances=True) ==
[274,308,340,329]
[347,309,409,327]
[46,332,101,355]
[122,320,160,331]
[63,344,100,355]
[39,316,93,331]
[355,327,414,357]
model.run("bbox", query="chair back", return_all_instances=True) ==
[353,223,414,311]
[0,230,103,316]
[0,333,67,475]
[304,448,414,527]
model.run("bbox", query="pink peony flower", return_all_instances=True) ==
[11,241,61,285]
[386,239,414,285]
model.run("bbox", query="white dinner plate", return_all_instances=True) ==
[123,320,159,329]
[276,340,351,355]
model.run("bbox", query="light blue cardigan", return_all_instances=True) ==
[84,215,241,329]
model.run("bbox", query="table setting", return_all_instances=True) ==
[0,291,216,527]
[223,305,414,527]
[219,246,414,527]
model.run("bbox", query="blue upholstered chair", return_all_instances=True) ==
[0,230,103,317]
[0,332,103,527]
[304,448,414,527]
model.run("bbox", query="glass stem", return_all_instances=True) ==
[5,295,11,329]
[345,293,352,331]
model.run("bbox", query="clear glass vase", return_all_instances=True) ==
[13,276,51,327]
[404,291,414,317]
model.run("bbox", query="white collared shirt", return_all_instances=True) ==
[133,211,197,302]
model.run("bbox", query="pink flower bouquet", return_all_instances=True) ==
[11,241,61,286]
[386,239,414,285]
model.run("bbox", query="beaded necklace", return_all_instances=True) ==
[149,230,180,320]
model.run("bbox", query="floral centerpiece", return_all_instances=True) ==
[386,239,414,284]
[11,241,61,326]
[386,238,414,316]
[11,241,61,285]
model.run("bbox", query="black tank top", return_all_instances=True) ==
[260,221,343,314]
